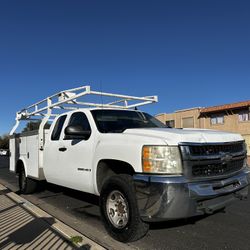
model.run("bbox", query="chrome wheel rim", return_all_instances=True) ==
[106,190,129,229]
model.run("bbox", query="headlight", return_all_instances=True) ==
[142,145,182,174]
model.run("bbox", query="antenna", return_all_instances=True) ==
[100,81,104,109]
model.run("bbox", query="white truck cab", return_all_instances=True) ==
[9,86,250,242]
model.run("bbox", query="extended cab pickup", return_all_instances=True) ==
[9,86,250,242]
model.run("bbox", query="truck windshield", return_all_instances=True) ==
[91,110,166,133]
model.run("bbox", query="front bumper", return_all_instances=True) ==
[133,169,250,222]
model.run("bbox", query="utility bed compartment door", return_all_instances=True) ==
[20,133,39,178]
[9,136,20,172]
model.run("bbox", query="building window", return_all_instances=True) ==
[210,114,224,125]
[166,120,175,128]
[239,111,250,122]
[182,117,194,128]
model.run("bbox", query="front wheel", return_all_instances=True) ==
[19,167,38,194]
[100,174,149,242]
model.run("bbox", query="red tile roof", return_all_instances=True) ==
[201,100,250,114]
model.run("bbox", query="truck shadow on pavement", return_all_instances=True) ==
[29,182,101,220]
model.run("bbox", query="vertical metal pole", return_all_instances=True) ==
[9,112,20,135]
[39,98,52,149]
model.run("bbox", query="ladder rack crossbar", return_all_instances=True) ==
[89,90,156,102]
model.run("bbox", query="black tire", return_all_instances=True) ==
[100,174,149,242]
[19,167,38,194]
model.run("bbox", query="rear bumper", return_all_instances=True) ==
[133,169,250,222]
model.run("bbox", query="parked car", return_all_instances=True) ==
[0,149,9,156]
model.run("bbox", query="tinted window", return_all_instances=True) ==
[166,120,175,128]
[68,112,91,131]
[91,110,166,133]
[51,115,67,140]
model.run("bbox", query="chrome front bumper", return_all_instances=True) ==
[133,169,250,222]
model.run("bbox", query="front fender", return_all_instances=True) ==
[93,142,141,194]
[92,134,167,194]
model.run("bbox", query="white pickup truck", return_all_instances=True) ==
[9,86,250,242]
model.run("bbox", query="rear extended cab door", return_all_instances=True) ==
[43,110,96,193]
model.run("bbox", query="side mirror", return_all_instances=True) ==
[64,125,91,140]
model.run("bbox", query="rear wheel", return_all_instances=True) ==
[100,174,149,242]
[19,167,38,194]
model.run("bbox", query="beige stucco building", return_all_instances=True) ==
[156,107,203,129]
[156,100,250,155]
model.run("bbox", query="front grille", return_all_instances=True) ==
[189,142,244,156]
[180,141,246,178]
[192,159,244,177]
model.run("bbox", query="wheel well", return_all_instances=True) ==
[16,160,24,174]
[96,160,135,193]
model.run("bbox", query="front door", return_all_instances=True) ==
[44,111,94,193]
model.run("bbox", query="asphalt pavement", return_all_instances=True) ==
[1,156,250,250]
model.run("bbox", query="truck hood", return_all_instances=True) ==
[123,128,243,145]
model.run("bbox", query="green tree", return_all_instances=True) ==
[22,121,51,133]
[22,121,41,132]
[0,134,10,149]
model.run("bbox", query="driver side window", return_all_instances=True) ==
[68,112,91,132]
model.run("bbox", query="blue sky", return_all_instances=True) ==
[0,0,250,135]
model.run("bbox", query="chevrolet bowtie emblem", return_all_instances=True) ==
[220,152,233,163]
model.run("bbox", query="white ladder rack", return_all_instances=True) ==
[10,85,158,135]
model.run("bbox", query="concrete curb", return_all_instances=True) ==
[0,183,105,250]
